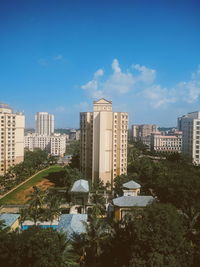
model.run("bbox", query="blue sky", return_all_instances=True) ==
[0,0,200,128]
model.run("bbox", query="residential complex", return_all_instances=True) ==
[24,133,66,156]
[150,131,182,153]
[0,103,25,175]
[80,98,128,185]
[69,129,80,140]
[178,111,200,164]
[35,112,54,135]
[132,124,157,148]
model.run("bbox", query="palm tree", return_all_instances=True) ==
[27,186,47,225]
[74,218,113,266]
[19,208,29,228]
[44,191,62,224]
[90,193,106,218]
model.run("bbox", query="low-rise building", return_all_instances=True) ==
[122,181,141,196]
[111,180,154,220]
[151,131,182,153]
[113,195,154,220]
[0,213,20,231]
[70,179,89,213]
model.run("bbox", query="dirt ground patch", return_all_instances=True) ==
[16,179,55,204]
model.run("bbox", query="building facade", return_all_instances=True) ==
[150,131,182,153]
[35,112,54,135]
[80,99,128,185]
[132,124,157,148]
[178,111,200,164]
[0,104,25,175]
[24,133,66,156]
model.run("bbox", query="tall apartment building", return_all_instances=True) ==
[178,111,200,164]
[35,112,54,135]
[132,124,157,148]
[80,99,128,185]
[0,103,25,175]
[24,133,66,156]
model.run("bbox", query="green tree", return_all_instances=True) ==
[90,193,106,218]
[0,227,77,267]
[72,218,113,267]
[44,190,62,224]
[27,186,47,224]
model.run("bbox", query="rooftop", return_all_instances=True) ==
[58,214,87,237]
[0,213,20,229]
[71,179,89,193]
[113,196,154,207]
[123,180,141,189]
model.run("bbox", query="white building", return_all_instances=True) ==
[151,131,182,153]
[35,112,54,135]
[24,133,66,157]
[50,134,66,156]
[80,98,128,186]
[178,111,200,164]
[0,103,25,175]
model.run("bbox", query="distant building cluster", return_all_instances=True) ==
[24,112,66,156]
[1,98,200,178]
[132,124,182,153]
[24,133,66,157]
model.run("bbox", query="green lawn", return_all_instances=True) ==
[0,165,63,205]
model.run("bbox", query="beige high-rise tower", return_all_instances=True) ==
[0,103,25,175]
[80,99,128,186]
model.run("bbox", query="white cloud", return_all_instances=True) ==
[81,59,200,108]
[143,85,176,108]
[53,54,64,61]
[103,71,135,94]
[81,59,144,98]
[94,68,104,78]
[112,58,121,73]
[132,64,156,84]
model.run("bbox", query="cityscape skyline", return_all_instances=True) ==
[0,0,200,128]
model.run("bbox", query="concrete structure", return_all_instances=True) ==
[58,214,87,238]
[35,112,54,135]
[70,179,89,211]
[80,98,128,185]
[0,104,25,175]
[0,213,20,231]
[178,111,200,164]
[110,179,154,220]
[132,124,157,148]
[122,180,141,196]
[69,129,80,140]
[112,195,154,220]
[24,133,66,156]
[151,131,182,153]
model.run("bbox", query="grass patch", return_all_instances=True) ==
[0,165,63,205]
